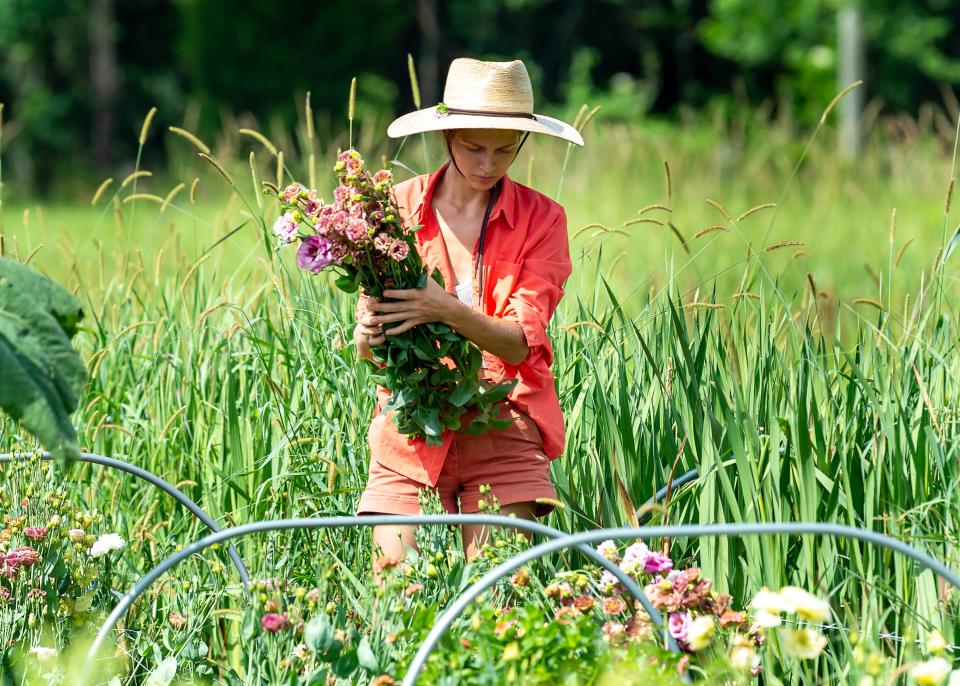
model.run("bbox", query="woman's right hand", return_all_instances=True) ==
[354,293,385,359]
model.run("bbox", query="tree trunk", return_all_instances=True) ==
[89,0,118,167]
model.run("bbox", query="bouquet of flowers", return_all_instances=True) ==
[267,149,516,443]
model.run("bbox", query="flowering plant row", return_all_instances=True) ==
[266,150,516,443]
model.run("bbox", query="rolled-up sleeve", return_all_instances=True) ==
[501,209,572,365]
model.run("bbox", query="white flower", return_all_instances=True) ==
[780,628,827,660]
[596,540,620,563]
[857,678,875,686]
[89,533,126,558]
[948,669,960,686]
[619,542,650,576]
[730,641,759,672]
[68,529,85,543]
[686,615,715,651]
[911,658,952,686]
[778,586,831,622]
[927,629,947,655]
[750,587,786,627]
[597,570,621,595]
[30,646,57,661]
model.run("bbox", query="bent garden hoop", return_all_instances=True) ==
[85,514,678,671]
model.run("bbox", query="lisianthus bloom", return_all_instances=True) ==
[927,629,947,655]
[282,183,305,203]
[388,240,409,261]
[0,587,10,603]
[668,611,691,642]
[373,169,392,186]
[89,533,125,558]
[5,547,40,567]
[620,542,650,576]
[68,529,85,543]
[573,595,595,613]
[260,612,290,633]
[780,628,827,660]
[778,586,830,622]
[24,527,47,541]
[602,621,626,643]
[643,550,673,574]
[27,588,46,602]
[598,570,622,595]
[296,235,335,273]
[596,540,620,562]
[686,615,715,651]
[272,213,300,242]
[730,634,760,672]
[346,217,369,243]
[949,670,960,686]
[910,658,952,686]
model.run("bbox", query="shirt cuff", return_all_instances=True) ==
[509,295,549,350]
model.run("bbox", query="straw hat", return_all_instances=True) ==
[387,58,584,146]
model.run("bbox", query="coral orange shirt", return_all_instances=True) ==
[367,162,572,486]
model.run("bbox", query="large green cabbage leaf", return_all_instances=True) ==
[0,257,86,461]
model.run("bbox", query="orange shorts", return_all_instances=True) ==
[357,404,558,518]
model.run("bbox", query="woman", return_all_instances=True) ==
[353,58,583,563]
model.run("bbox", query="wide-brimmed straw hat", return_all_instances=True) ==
[387,58,584,146]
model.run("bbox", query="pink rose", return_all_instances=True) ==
[272,213,300,242]
[24,527,47,542]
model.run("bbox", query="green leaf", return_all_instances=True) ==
[448,378,479,407]
[356,635,379,672]
[305,615,334,653]
[414,407,442,437]
[144,657,178,686]
[0,258,87,461]
[430,267,445,288]
[335,274,359,293]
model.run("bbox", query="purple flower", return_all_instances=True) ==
[668,611,690,642]
[643,551,673,575]
[296,235,335,273]
[272,213,300,242]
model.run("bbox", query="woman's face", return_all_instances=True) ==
[447,129,522,191]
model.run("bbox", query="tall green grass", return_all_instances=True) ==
[1,97,959,682]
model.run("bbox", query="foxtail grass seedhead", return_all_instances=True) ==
[577,105,601,133]
[305,91,315,141]
[198,153,234,186]
[168,126,211,154]
[572,104,588,131]
[239,128,279,157]
[120,170,152,189]
[732,291,759,300]
[764,240,805,252]
[820,80,863,125]
[122,193,163,205]
[348,77,357,121]
[889,207,897,244]
[407,54,421,110]
[684,302,725,310]
[624,217,664,227]
[138,106,157,146]
[663,160,672,204]
[639,204,672,215]
[91,178,113,206]
[161,182,185,213]
[705,198,732,221]
[945,178,955,215]
[737,203,777,223]
[852,297,883,310]
[189,177,200,203]
[894,237,914,269]
[694,225,728,239]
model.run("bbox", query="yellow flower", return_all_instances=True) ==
[778,586,831,622]
[780,628,827,660]
[910,658,951,685]
[927,630,947,655]
[502,641,520,662]
[687,616,715,651]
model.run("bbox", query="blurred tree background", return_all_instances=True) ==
[2,0,960,195]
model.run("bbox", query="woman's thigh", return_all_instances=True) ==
[462,500,537,561]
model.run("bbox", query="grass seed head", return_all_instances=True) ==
[138,107,157,146]
[168,126,211,155]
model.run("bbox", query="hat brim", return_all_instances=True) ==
[387,106,584,146]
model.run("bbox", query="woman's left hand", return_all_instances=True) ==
[369,277,460,336]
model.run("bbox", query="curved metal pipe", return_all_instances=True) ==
[0,452,250,586]
[86,514,673,670]
[403,521,960,685]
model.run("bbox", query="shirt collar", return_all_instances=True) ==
[410,162,518,230]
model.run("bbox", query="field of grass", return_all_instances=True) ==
[1,98,960,683]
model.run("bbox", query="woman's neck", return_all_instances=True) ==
[435,162,491,212]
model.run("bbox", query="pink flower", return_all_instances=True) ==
[373,233,392,253]
[5,547,40,567]
[643,551,673,575]
[0,587,9,603]
[345,157,364,175]
[602,621,626,641]
[272,213,300,242]
[668,611,690,642]
[296,235,335,273]
[602,596,627,615]
[260,612,290,633]
[373,169,392,186]
[27,588,46,603]
[24,527,47,542]
[302,195,321,218]
[598,570,622,595]
[333,185,352,204]
[345,217,369,242]
[338,150,356,163]
[388,240,409,261]
[282,183,304,203]
[1,564,17,580]
[620,542,651,576]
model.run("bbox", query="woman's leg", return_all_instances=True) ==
[462,501,537,561]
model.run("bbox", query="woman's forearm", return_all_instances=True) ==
[443,302,529,365]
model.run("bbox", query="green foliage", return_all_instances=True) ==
[0,257,86,461]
